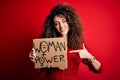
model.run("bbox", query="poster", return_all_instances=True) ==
[33,38,67,70]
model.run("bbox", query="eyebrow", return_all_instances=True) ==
[54,18,66,23]
[54,21,59,23]
[60,16,66,19]
[61,18,66,20]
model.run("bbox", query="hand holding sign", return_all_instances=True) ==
[29,48,36,62]
[70,43,93,59]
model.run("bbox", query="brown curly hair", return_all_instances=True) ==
[41,3,84,49]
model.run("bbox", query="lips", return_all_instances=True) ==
[60,28,65,32]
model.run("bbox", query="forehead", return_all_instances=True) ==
[54,14,66,21]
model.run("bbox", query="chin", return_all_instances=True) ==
[61,34,67,36]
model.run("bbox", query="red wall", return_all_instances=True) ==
[0,0,120,80]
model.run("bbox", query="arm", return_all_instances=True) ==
[82,56,102,73]
[70,44,102,73]
[89,57,102,72]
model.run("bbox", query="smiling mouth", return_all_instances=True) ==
[60,28,65,32]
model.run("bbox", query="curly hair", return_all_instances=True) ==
[41,3,84,49]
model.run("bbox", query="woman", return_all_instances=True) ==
[29,3,102,80]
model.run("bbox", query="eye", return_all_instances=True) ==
[62,19,67,23]
[63,21,67,23]
[54,22,59,26]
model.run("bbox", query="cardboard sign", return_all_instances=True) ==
[33,38,67,70]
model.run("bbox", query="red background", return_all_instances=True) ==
[0,0,120,80]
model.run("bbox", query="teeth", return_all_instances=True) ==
[61,29,65,32]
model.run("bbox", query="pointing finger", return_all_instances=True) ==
[70,50,81,53]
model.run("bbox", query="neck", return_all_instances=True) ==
[62,35,67,41]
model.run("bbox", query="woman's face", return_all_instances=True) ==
[54,15,69,37]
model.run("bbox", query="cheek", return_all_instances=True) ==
[56,27,60,31]
[65,24,69,31]
[65,22,68,27]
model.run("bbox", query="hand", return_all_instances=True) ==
[70,43,93,59]
[29,48,36,63]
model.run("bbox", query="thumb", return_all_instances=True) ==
[32,48,36,57]
[83,43,86,49]
[32,48,35,53]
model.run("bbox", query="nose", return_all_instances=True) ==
[59,22,64,29]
